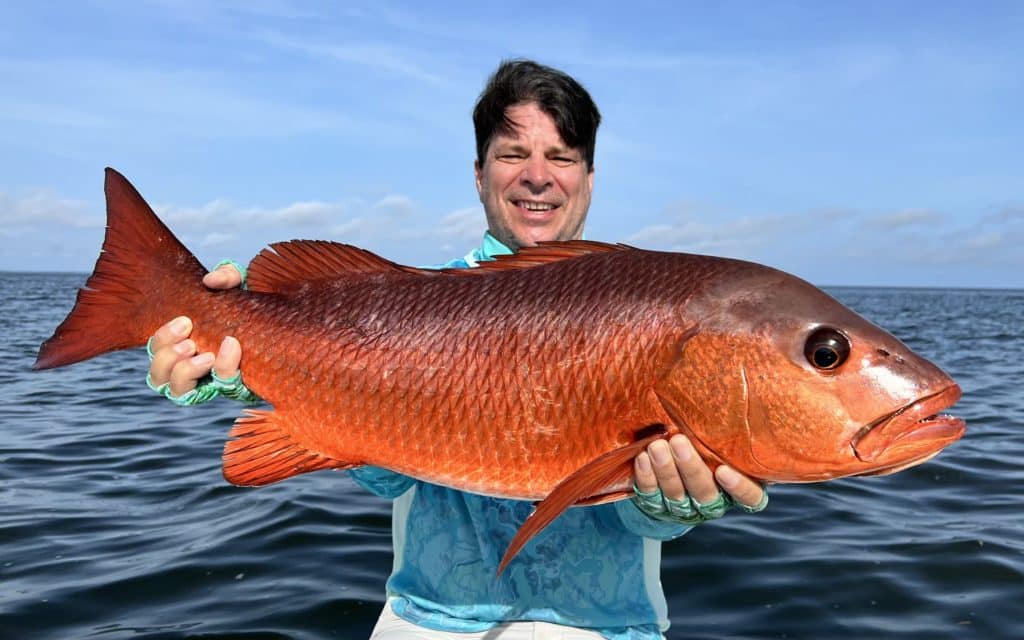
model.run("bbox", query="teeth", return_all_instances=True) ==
[517,201,556,211]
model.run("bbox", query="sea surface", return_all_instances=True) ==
[2,273,1022,639]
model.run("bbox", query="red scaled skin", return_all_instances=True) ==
[36,169,965,501]
[218,245,697,498]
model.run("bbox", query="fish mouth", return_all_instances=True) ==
[851,384,965,473]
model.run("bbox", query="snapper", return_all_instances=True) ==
[36,169,965,573]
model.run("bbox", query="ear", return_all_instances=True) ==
[474,159,484,200]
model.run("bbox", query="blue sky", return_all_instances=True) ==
[1,1,1020,288]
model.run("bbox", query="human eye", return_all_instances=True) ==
[549,152,580,167]
[496,150,526,163]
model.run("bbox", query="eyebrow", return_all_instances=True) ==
[492,141,579,157]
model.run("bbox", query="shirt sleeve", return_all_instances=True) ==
[348,466,416,498]
[613,499,695,541]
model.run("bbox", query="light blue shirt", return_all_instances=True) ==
[348,233,692,640]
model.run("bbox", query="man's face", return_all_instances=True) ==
[475,102,594,250]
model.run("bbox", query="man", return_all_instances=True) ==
[147,60,766,639]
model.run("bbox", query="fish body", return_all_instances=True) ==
[35,169,965,571]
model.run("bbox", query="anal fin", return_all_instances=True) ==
[497,427,668,575]
[223,409,360,486]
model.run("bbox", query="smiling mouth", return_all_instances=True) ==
[851,384,965,466]
[513,200,559,212]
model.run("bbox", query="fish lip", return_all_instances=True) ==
[851,384,965,465]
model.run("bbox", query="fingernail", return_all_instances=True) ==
[636,452,652,474]
[649,442,670,465]
[670,436,692,462]
[191,353,214,367]
[716,466,740,490]
[170,316,191,335]
[173,340,195,355]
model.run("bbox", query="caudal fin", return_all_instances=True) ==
[34,168,207,370]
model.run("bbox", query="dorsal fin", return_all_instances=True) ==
[246,240,426,294]
[445,240,634,275]
[246,238,633,293]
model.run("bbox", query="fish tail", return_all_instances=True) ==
[33,168,208,370]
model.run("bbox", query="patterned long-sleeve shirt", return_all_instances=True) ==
[348,232,692,640]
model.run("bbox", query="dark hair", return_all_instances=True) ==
[473,59,601,170]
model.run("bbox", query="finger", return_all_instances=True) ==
[213,336,242,380]
[150,316,193,353]
[149,339,196,387]
[715,465,766,509]
[669,435,720,504]
[633,452,659,494]
[169,352,215,397]
[203,264,243,290]
[647,440,687,501]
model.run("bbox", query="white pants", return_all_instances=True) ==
[369,601,609,639]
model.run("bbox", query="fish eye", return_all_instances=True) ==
[804,328,851,371]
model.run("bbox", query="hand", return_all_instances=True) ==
[633,434,766,520]
[147,263,244,398]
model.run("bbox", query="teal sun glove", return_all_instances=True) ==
[631,484,768,525]
[144,259,260,406]
[213,258,249,291]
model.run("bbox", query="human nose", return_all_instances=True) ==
[519,154,552,191]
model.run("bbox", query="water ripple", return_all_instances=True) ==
[3,275,1022,638]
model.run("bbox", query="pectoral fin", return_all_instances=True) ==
[497,427,668,575]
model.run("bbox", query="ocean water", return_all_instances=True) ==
[2,273,1022,639]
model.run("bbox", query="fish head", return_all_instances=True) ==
[656,264,965,483]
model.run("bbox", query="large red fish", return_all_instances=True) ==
[36,169,965,573]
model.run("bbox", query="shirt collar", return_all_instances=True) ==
[480,231,514,261]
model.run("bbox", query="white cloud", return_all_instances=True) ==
[982,205,1024,225]
[157,199,240,228]
[199,232,236,248]
[0,190,100,228]
[863,208,943,229]
[622,201,1024,287]
[155,198,350,234]
[141,191,481,262]
[625,205,856,257]
[613,204,852,284]
[6,177,1020,288]
[372,194,417,218]
[327,216,371,238]
[907,205,1024,268]
[273,201,343,227]
[435,206,486,242]
[964,232,1002,250]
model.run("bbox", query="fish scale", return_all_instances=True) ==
[207,247,685,497]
